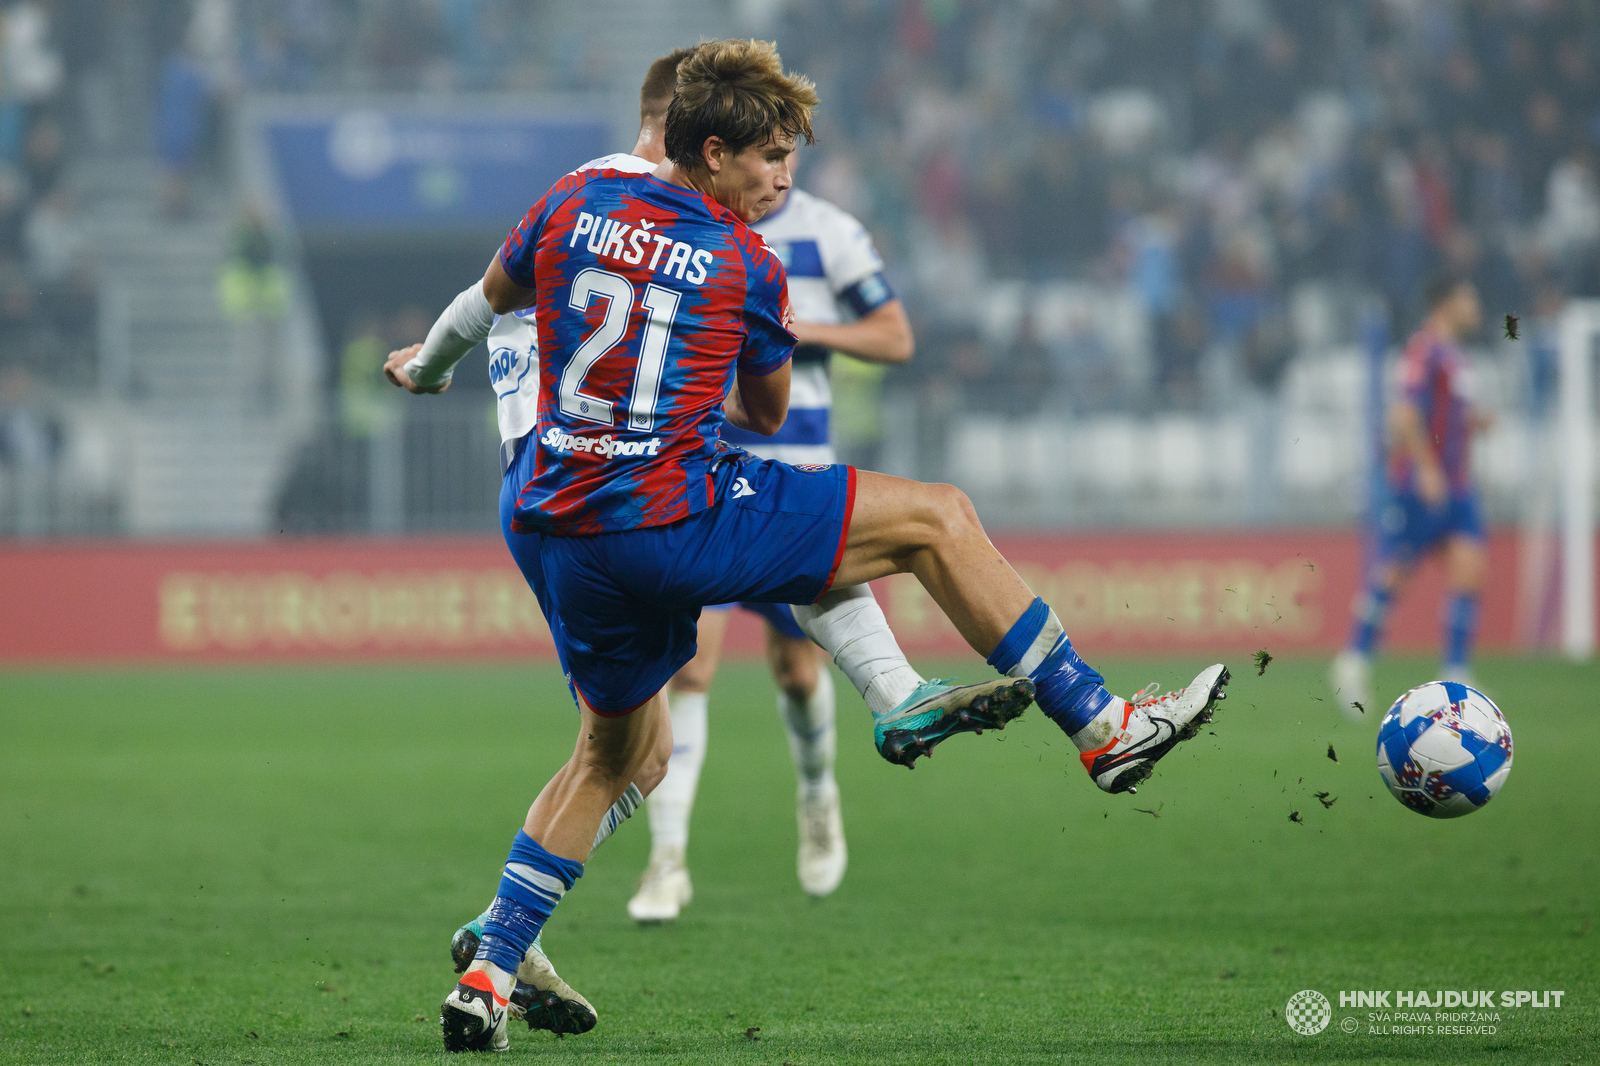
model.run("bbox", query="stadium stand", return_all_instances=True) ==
[0,0,1593,535]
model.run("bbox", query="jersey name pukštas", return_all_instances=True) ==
[500,169,794,535]
[489,153,655,447]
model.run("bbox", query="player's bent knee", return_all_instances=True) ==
[767,638,819,699]
[772,661,818,701]
[920,482,983,544]
[669,654,717,693]
[668,671,712,695]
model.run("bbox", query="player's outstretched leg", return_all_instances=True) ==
[986,599,1229,793]
[441,699,669,1050]
[448,783,641,1036]
[818,472,1229,790]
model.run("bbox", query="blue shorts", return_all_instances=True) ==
[1377,488,1484,564]
[501,438,854,714]
[704,600,809,641]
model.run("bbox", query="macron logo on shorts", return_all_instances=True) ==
[541,426,662,459]
[731,477,756,498]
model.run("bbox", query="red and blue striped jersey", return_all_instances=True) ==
[500,169,795,535]
[1390,327,1475,492]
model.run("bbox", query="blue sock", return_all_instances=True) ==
[987,597,1112,736]
[1349,583,1393,656]
[475,831,584,973]
[1443,592,1479,669]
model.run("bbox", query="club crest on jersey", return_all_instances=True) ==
[541,426,662,459]
[792,463,831,472]
[570,212,714,286]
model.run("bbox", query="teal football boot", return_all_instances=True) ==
[450,913,488,974]
[873,677,1035,768]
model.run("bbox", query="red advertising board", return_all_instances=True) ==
[0,531,1543,665]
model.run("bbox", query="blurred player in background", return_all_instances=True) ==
[628,170,916,923]
[1332,273,1488,711]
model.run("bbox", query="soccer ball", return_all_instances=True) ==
[1375,681,1512,818]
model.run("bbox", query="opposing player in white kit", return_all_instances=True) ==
[626,182,914,922]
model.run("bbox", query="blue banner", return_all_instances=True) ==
[266,110,611,228]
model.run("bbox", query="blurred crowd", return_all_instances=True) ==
[773,0,1599,411]
[207,0,1600,416]
[7,0,1600,532]
[1,2,94,381]
[1,1,96,529]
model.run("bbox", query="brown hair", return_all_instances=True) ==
[640,46,699,124]
[664,39,817,170]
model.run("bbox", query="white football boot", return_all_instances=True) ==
[449,923,597,1040]
[796,779,847,897]
[440,962,511,1052]
[1330,648,1371,719]
[626,846,692,923]
[1071,664,1229,794]
[511,936,597,1036]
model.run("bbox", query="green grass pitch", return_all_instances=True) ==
[2,655,1595,1064]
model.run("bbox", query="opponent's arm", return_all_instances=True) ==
[1391,400,1447,505]
[725,361,791,436]
[790,299,914,364]
[384,268,500,394]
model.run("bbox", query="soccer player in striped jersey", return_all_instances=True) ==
[389,41,1227,1052]
[388,45,926,1045]
[1332,273,1489,711]
[627,182,915,922]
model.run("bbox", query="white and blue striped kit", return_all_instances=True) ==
[720,187,895,465]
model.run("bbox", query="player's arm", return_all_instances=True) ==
[481,254,536,315]
[790,298,913,364]
[1390,400,1447,504]
[725,361,791,435]
[729,249,797,435]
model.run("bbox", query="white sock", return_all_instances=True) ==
[1067,696,1128,754]
[791,585,923,716]
[1006,609,1066,678]
[646,690,708,854]
[463,957,516,1002]
[779,667,836,799]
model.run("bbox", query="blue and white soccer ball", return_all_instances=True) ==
[1375,681,1513,818]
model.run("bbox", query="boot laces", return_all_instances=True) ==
[1131,682,1184,713]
